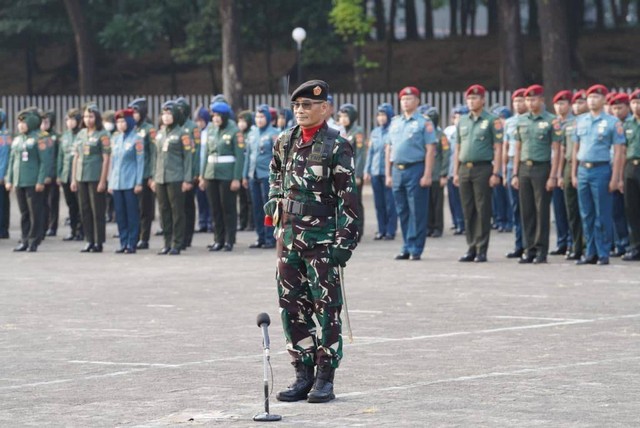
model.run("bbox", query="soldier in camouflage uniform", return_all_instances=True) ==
[338,103,366,240]
[268,80,359,404]
[57,108,83,241]
[5,108,52,252]
[128,98,157,250]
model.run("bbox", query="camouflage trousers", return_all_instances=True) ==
[277,242,343,368]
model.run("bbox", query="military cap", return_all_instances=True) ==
[553,90,573,104]
[605,92,617,105]
[630,89,640,101]
[610,93,630,105]
[586,84,608,97]
[210,101,231,115]
[290,80,329,102]
[572,90,587,103]
[524,85,544,97]
[465,84,486,97]
[511,88,526,99]
[255,104,271,118]
[114,108,134,120]
[398,86,420,99]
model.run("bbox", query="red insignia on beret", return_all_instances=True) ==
[586,84,609,97]
[553,90,572,104]
[610,93,630,105]
[524,85,544,97]
[465,84,486,97]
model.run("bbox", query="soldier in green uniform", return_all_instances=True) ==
[338,103,366,240]
[57,108,83,241]
[511,85,563,264]
[269,80,359,403]
[200,102,244,252]
[40,111,60,237]
[71,104,111,253]
[453,84,503,262]
[421,105,450,238]
[558,90,587,260]
[150,100,193,255]
[5,108,51,252]
[175,97,200,249]
[622,89,640,261]
[128,98,157,250]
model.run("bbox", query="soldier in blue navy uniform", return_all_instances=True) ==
[385,86,436,261]
[364,103,397,240]
[571,84,626,265]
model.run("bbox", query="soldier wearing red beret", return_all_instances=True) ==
[511,85,563,264]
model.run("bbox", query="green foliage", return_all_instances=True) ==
[171,0,220,64]
[329,0,374,46]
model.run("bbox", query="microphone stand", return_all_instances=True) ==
[253,315,281,422]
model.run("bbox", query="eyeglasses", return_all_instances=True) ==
[291,100,325,110]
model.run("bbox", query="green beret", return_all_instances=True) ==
[290,79,329,102]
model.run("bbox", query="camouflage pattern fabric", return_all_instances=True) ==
[268,123,359,367]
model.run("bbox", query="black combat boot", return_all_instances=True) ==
[307,364,335,403]
[275,361,315,402]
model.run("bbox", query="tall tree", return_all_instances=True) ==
[460,0,469,35]
[594,0,605,29]
[63,0,96,94]
[374,0,386,40]
[498,0,524,89]
[424,0,434,38]
[527,0,539,34]
[486,0,498,36]
[330,0,376,92]
[385,0,398,89]
[450,0,458,35]
[220,0,243,109]
[537,0,571,103]
[405,0,419,39]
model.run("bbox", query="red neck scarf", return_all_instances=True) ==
[300,122,324,143]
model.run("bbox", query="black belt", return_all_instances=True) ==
[394,161,423,170]
[460,161,492,168]
[627,158,640,166]
[521,160,549,166]
[283,199,335,217]
[579,161,609,169]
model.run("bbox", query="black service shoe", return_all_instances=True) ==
[549,246,567,256]
[80,243,95,253]
[27,244,38,252]
[506,248,524,259]
[576,255,598,265]
[610,248,625,258]
[519,253,536,264]
[307,365,335,403]
[45,229,56,237]
[13,243,28,252]
[431,230,443,238]
[91,244,103,253]
[474,253,487,263]
[276,362,315,402]
[168,248,181,255]
[223,243,233,252]
[597,257,609,265]
[136,240,149,250]
[157,247,170,255]
[394,253,410,260]
[533,255,547,264]
[410,254,421,261]
[622,249,640,261]
[115,247,126,254]
[63,234,75,241]
[209,243,224,252]
[249,241,264,249]
[458,252,476,262]
[565,252,582,260]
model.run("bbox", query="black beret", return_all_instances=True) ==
[290,79,329,102]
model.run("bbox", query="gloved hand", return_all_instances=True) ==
[263,199,277,218]
[331,247,352,267]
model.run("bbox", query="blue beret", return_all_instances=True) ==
[210,102,231,115]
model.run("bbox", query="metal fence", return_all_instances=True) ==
[1,89,635,136]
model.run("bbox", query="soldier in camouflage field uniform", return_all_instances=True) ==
[268,80,359,404]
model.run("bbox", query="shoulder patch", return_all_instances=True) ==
[494,119,502,131]
[441,135,450,151]
[236,132,245,148]
[149,128,157,140]
[182,135,192,150]
[616,121,624,136]
[135,139,144,154]
[426,121,434,133]
[356,133,364,148]
[101,135,111,148]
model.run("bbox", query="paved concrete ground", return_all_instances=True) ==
[1,191,639,427]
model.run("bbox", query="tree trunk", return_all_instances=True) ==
[63,0,96,95]
[220,0,243,110]
[263,2,274,93]
[567,0,582,72]
[498,0,525,90]
[595,0,605,30]
[450,0,458,36]
[537,0,572,104]
[374,0,386,40]
[460,0,469,36]
[423,0,434,39]
[528,0,539,34]
[385,0,398,89]
[405,0,419,39]
[609,0,622,27]
[469,0,477,36]
[487,0,498,36]
[208,62,219,95]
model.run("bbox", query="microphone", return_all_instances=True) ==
[253,312,281,422]
[256,312,271,351]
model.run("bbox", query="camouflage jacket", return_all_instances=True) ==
[268,123,360,252]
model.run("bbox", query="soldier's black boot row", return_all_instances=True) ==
[307,364,335,403]
[275,361,315,402]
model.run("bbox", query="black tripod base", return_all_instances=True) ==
[253,412,282,422]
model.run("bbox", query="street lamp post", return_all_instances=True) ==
[291,27,306,84]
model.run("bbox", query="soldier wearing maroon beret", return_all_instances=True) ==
[453,84,503,263]
[511,85,562,264]
[622,89,640,261]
